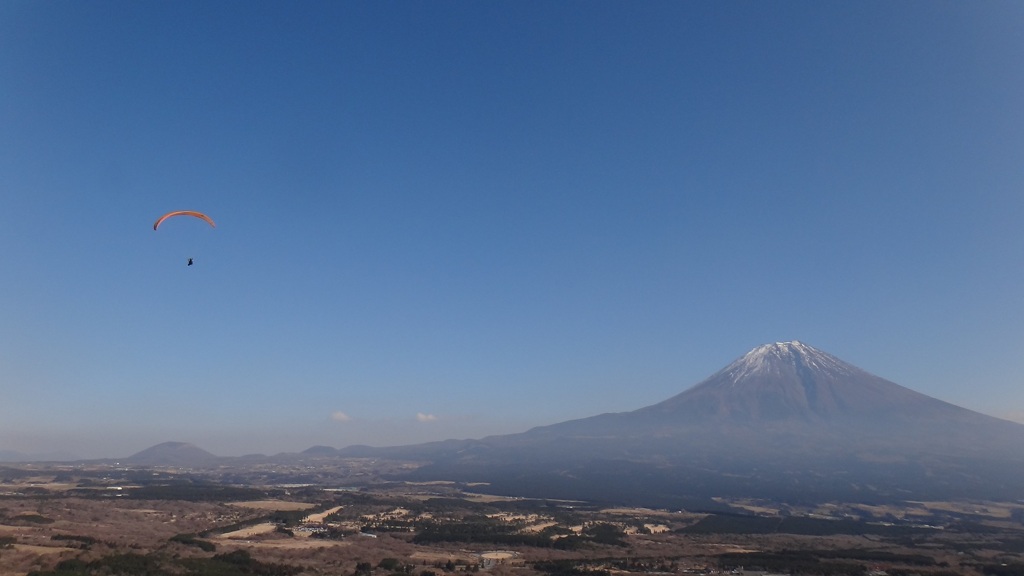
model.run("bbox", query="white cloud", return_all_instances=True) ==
[330,411,351,422]
[416,412,438,423]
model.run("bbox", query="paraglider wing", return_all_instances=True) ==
[153,210,216,230]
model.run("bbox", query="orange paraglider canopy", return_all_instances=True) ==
[153,211,216,230]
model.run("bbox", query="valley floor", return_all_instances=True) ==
[0,461,1022,576]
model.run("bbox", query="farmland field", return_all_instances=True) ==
[0,461,1022,576]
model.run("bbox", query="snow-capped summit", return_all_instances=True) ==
[642,340,974,424]
[720,340,856,384]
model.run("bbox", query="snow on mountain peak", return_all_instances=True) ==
[722,341,855,384]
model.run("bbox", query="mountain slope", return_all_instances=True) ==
[647,341,954,420]
[510,341,1022,456]
[125,441,219,467]
[357,341,1024,504]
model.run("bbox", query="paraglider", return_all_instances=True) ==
[152,210,215,230]
[153,211,215,267]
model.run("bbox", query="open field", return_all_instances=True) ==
[0,461,1022,576]
[217,522,280,539]
[304,505,344,523]
[911,501,1019,520]
[229,500,318,511]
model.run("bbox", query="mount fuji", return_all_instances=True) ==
[339,341,1024,505]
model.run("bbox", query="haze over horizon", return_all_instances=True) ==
[3,2,1024,459]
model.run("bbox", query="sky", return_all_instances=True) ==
[2,1,1023,459]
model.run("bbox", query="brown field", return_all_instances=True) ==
[911,500,1017,519]
[0,463,1022,576]
[11,544,71,555]
[229,500,317,511]
[217,522,280,539]
[521,521,557,533]
[304,505,344,523]
[460,492,525,503]
[235,539,353,550]
[600,507,673,516]
[409,550,481,563]
[713,498,781,516]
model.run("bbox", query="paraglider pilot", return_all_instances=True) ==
[187,258,193,266]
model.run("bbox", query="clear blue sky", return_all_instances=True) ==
[2,1,1023,458]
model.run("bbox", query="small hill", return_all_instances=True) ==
[302,445,340,457]
[125,442,219,467]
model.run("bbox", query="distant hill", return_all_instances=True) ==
[335,341,1024,505]
[301,445,341,457]
[125,442,219,467]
